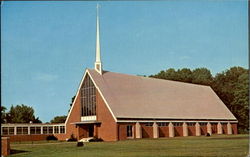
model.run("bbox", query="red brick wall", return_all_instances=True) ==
[96,90,118,141]
[222,123,228,134]
[174,126,183,136]
[188,126,196,136]
[3,134,51,142]
[231,123,238,134]
[1,137,10,156]
[118,124,127,140]
[211,123,217,134]
[141,125,153,138]
[159,127,169,137]
[200,126,207,135]
[65,90,81,140]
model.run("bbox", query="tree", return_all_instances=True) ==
[191,68,213,85]
[7,104,42,123]
[50,115,67,123]
[150,66,249,133]
[1,106,7,123]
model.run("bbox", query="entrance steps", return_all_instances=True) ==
[79,137,94,142]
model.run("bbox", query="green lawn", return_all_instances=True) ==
[9,134,249,157]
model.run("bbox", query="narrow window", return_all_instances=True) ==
[23,127,28,134]
[2,127,8,135]
[80,75,96,116]
[60,126,65,133]
[127,125,133,137]
[43,126,48,134]
[9,127,14,135]
[17,127,22,135]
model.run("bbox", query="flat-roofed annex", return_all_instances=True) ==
[87,69,236,121]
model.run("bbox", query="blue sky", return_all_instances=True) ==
[2,1,248,122]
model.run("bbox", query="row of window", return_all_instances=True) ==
[141,122,221,127]
[1,126,65,135]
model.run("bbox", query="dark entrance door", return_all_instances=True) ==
[88,125,94,137]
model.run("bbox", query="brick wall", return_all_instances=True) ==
[65,91,81,140]
[96,90,118,141]
[222,124,228,134]
[141,125,153,138]
[1,137,10,156]
[159,127,169,137]
[174,126,183,136]
[188,126,196,136]
[200,126,207,135]
[231,123,238,134]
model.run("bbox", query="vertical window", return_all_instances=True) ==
[81,75,96,116]
[43,126,48,134]
[2,127,8,135]
[17,127,22,135]
[54,126,59,134]
[60,126,65,134]
[127,125,133,137]
[23,127,28,134]
[36,127,41,134]
[30,127,36,134]
[9,127,14,135]
[48,126,53,134]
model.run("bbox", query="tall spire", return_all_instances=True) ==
[95,4,102,74]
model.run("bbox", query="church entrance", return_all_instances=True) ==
[88,125,94,137]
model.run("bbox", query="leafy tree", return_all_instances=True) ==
[175,68,192,83]
[50,115,67,123]
[1,106,7,123]
[7,104,42,123]
[150,66,249,133]
[212,67,249,133]
[192,68,213,85]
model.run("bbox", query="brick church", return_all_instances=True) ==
[64,6,238,141]
[1,6,237,142]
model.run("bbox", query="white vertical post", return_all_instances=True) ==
[227,122,232,135]
[169,122,174,137]
[41,126,43,134]
[195,122,201,136]
[153,122,159,138]
[183,122,188,137]
[14,126,17,135]
[59,126,61,134]
[217,122,222,134]
[53,126,55,134]
[28,126,30,135]
[135,122,142,138]
[207,122,212,135]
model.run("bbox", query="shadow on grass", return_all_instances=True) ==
[10,149,30,155]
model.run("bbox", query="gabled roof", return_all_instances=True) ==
[88,69,236,120]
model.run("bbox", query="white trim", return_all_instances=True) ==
[117,120,238,123]
[65,69,89,126]
[87,70,117,122]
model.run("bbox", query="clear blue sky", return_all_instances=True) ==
[2,1,248,122]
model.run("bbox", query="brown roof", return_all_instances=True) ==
[88,69,236,120]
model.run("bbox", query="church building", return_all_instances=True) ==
[64,6,238,141]
[1,6,238,142]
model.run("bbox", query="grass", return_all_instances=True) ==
[9,134,249,157]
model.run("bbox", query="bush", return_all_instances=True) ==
[46,135,58,141]
[77,141,84,147]
[67,134,77,142]
[89,137,103,142]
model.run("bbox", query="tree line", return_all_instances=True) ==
[150,66,249,133]
[1,104,67,124]
[1,66,248,133]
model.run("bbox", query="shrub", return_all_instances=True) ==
[46,135,58,141]
[67,134,77,142]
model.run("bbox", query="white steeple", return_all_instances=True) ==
[95,4,102,74]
